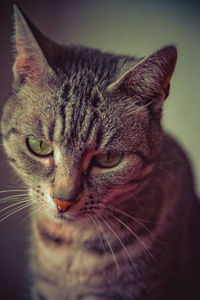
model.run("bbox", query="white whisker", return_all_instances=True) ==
[94,214,120,277]
[0,199,30,214]
[97,213,138,274]
[0,194,31,203]
[104,202,172,226]
[103,203,152,234]
[111,213,156,263]
[103,203,171,256]
[0,189,28,194]
[88,214,107,255]
[18,204,42,227]
[0,203,33,223]
[87,215,96,245]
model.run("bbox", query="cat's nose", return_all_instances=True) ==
[52,198,74,212]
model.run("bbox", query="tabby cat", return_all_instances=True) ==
[1,5,200,300]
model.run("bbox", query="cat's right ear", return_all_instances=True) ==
[12,5,54,87]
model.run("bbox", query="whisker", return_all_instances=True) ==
[103,203,152,234]
[0,190,28,194]
[94,214,120,277]
[0,194,31,202]
[0,203,33,223]
[111,213,156,263]
[87,215,96,245]
[88,214,107,255]
[103,203,172,257]
[0,199,30,214]
[0,193,31,197]
[97,213,138,274]
[18,204,42,227]
[155,165,177,182]
[2,183,28,189]
[0,198,30,204]
[104,202,172,227]
[0,201,32,217]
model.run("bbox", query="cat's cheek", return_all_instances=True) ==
[99,166,155,204]
[140,163,155,178]
[102,184,138,204]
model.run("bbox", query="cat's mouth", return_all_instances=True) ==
[55,212,76,222]
[54,206,97,223]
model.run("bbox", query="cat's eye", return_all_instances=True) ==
[27,137,53,157]
[94,151,123,168]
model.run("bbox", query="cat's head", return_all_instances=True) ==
[1,6,177,222]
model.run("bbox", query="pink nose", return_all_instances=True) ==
[52,198,73,212]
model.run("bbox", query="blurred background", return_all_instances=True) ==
[0,0,199,299]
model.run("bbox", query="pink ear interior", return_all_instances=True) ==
[13,6,48,84]
[14,55,42,82]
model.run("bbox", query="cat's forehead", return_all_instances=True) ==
[17,78,103,145]
[15,76,144,153]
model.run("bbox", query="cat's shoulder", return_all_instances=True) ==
[162,132,194,169]
[161,133,198,189]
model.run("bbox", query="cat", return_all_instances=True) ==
[1,4,200,300]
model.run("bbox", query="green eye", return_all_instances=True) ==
[27,137,53,157]
[95,151,123,168]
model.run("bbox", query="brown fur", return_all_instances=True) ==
[1,5,199,300]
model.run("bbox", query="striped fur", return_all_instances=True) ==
[1,6,200,300]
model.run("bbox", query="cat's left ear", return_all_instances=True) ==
[12,5,55,86]
[107,46,177,117]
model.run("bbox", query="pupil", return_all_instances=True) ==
[107,151,111,160]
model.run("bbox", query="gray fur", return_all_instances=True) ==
[1,5,200,300]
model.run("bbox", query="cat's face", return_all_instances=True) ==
[0,7,177,222]
[1,75,156,220]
